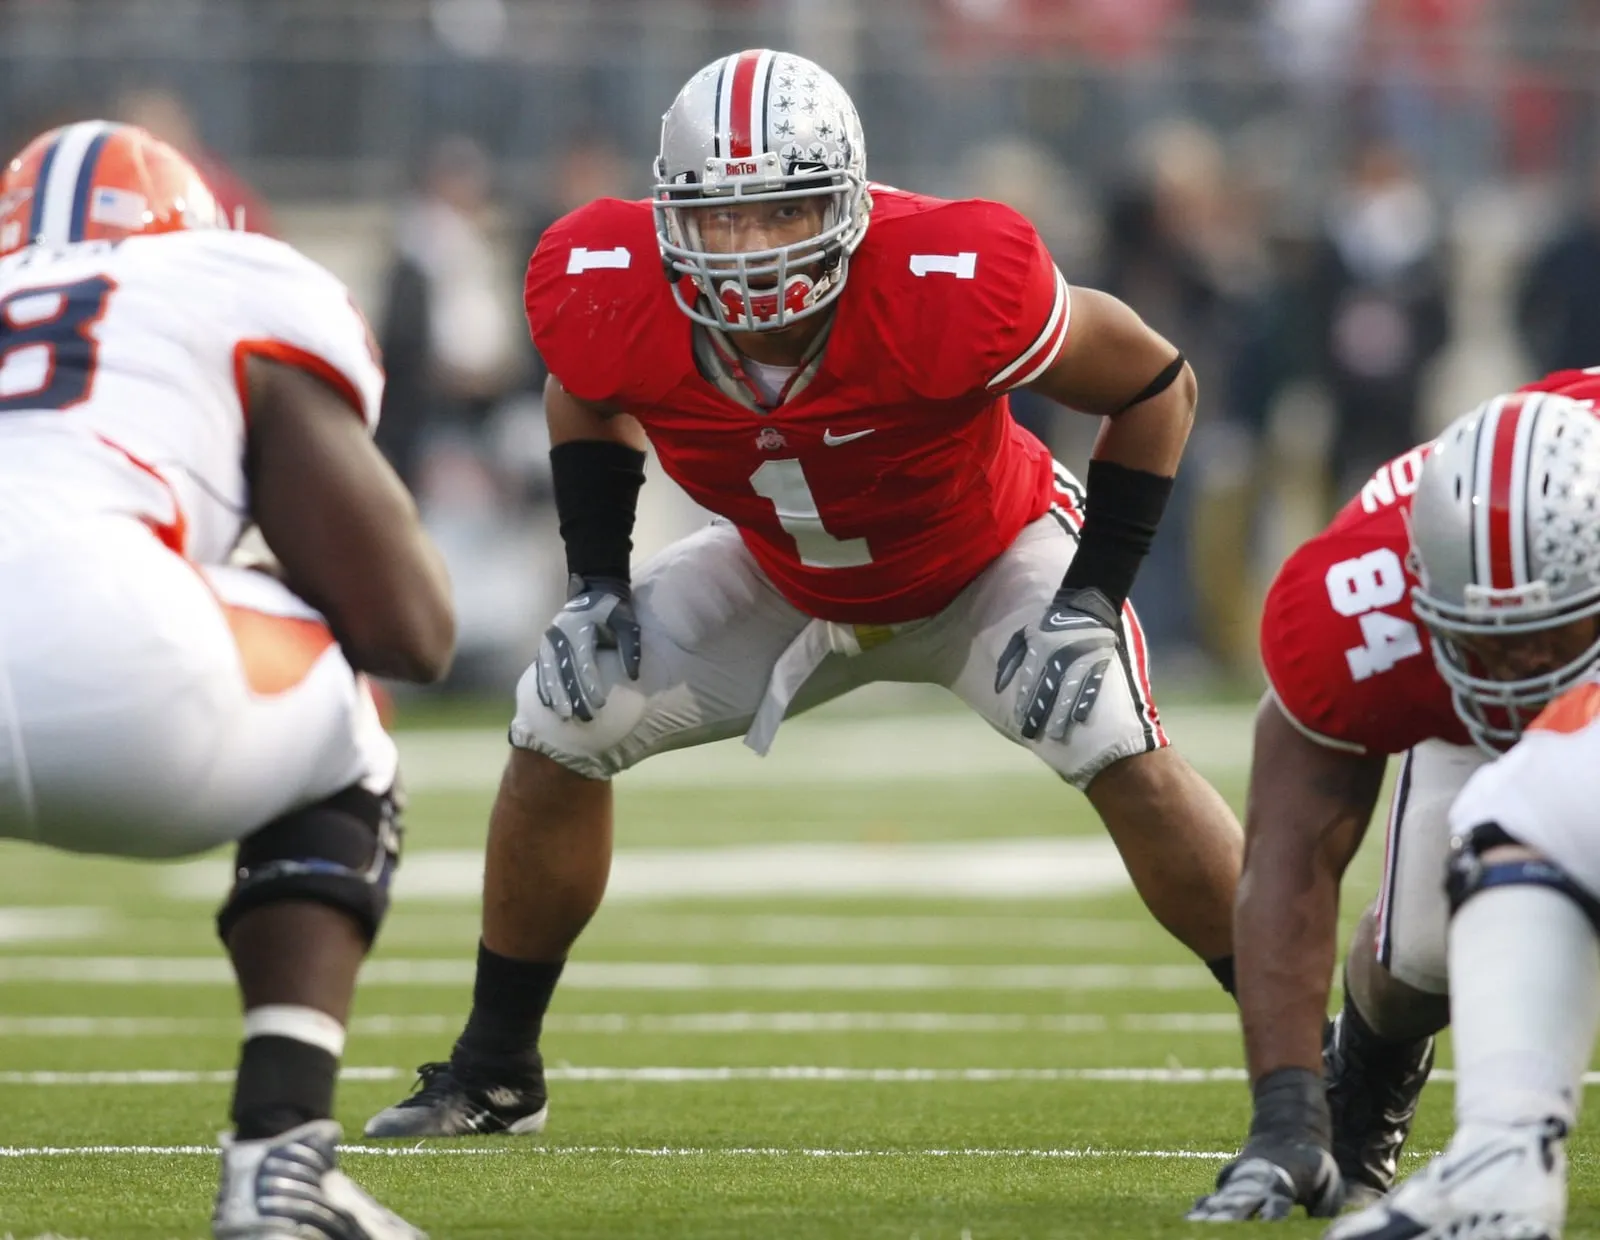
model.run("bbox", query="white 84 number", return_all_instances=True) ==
[1324,548,1423,681]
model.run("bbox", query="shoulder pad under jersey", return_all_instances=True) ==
[171,230,384,428]
[1524,366,1600,409]
[848,191,1069,401]
[1260,457,1464,755]
[524,198,684,406]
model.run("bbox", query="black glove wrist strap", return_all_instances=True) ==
[1045,585,1119,630]
[551,440,647,582]
[1249,1066,1333,1150]
[1059,459,1174,612]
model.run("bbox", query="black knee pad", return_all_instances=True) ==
[217,784,402,946]
[1446,820,1600,936]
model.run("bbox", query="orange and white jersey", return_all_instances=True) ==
[1449,675,1600,900]
[0,228,382,564]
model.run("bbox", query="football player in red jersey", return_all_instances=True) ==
[364,49,1245,1139]
[1189,370,1600,1222]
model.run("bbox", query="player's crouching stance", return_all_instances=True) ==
[365,49,1246,1142]
[1326,400,1600,1240]
[0,124,453,1238]
[1188,379,1600,1223]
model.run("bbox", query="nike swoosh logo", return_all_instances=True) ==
[823,428,877,446]
[1045,613,1101,630]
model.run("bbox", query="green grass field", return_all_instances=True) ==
[0,691,1590,1239]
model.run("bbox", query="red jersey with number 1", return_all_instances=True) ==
[524,188,1070,624]
[1262,367,1600,754]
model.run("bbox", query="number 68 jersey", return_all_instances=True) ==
[0,229,382,564]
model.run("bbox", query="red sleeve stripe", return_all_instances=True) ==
[986,266,1070,391]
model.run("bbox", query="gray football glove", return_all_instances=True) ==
[533,575,642,722]
[993,586,1120,741]
[1187,1140,1344,1222]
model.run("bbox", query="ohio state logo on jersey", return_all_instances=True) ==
[755,425,787,451]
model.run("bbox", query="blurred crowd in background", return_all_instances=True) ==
[7,0,1600,691]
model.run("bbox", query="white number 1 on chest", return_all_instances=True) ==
[749,459,872,568]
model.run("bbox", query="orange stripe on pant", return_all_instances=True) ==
[221,604,336,695]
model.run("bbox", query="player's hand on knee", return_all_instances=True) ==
[994,586,1120,741]
[534,575,642,722]
[1187,1138,1344,1222]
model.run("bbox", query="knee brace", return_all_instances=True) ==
[217,784,401,946]
[1447,821,1600,936]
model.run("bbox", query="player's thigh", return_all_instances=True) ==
[1452,710,1600,897]
[935,513,1166,789]
[1373,739,1487,994]
[0,527,391,857]
[192,563,397,836]
[510,521,830,779]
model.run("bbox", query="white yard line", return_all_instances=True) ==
[0,1012,1240,1038]
[159,839,1135,903]
[0,908,108,945]
[0,1065,1532,1087]
[392,703,1253,795]
[0,958,1211,990]
[0,1143,1247,1159]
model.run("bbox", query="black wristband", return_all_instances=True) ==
[550,440,647,582]
[1058,459,1174,611]
[1249,1066,1333,1149]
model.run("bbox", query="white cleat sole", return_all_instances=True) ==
[504,1104,549,1135]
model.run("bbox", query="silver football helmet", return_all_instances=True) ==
[1410,389,1600,750]
[653,49,871,332]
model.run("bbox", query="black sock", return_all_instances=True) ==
[1339,992,1429,1061]
[231,1035,338,1140]
[1206,954,1237,998]
[452,941,564,1077]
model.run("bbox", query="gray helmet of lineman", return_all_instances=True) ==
[653,49,871,333]
[1410,389,1600,750]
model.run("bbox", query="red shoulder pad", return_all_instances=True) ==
[850,192,1068,400]
[1261,485,1465,754]
[523,198,682,405]
[1522,367,1600,409]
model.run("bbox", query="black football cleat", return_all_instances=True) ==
[362,1056,549,1138]
[1324,1006,1436,1206]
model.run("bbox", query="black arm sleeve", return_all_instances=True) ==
[550,439,648,582]
[1058,458,1175,612]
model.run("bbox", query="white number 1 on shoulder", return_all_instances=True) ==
[909,252,977,279]
[749,459,872,568]
[567,246,631,274]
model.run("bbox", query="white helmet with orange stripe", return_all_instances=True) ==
[1411,388,1600,750]
[653,49,870,333]
[0,120,226,259]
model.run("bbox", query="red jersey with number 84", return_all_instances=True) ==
[1262,367,1600,754]
[524,188,1072,624]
